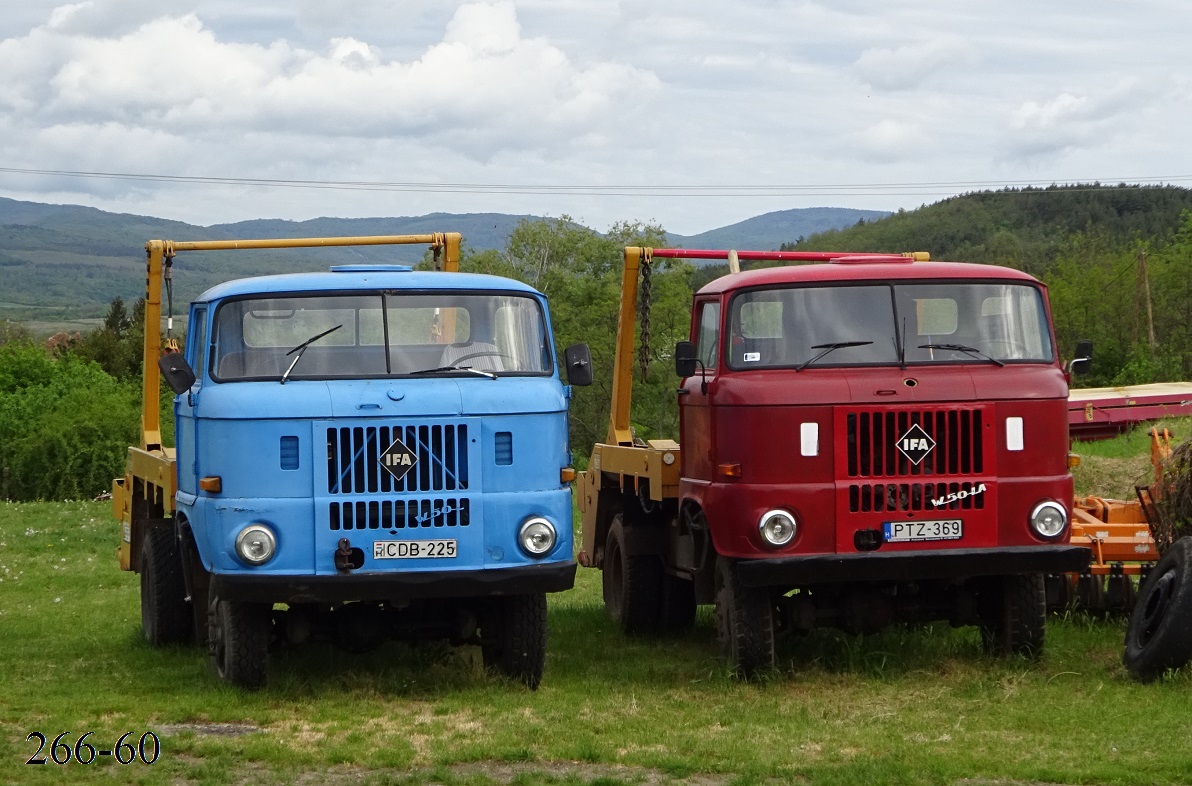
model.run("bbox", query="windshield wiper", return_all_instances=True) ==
[410,365,498,380]
[917,343,1005,367]
[281,324,343,384]
[796,340,873,371]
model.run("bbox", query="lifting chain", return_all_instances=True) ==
[163,253,179,353]
[638,256,652,378]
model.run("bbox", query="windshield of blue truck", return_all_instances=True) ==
[211,292,551,380]
[725,281,1054,370]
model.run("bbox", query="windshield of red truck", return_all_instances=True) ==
[725,281,1053,370]
[210,292,551,380]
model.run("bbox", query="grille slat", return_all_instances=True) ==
[846,481,987,513]
[845,408,987,514]
[327,424,469,495]
[329,498,471,530]
[846,408,984,479]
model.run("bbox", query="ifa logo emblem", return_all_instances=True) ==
[379,436,418,480]
[896,423,936,465]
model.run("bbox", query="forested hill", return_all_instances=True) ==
[785,184,1192,274]
[784,184,1192,391]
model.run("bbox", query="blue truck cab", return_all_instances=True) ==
[114,234,590,689]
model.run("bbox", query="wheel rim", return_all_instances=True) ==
[1136,570,1177,647]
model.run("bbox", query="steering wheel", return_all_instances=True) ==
[451,350,511,365]
[983,339,1029,359]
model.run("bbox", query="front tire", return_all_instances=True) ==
[140,524,192,645]
[979,574,1046,658]
[481,593,547,689]
[208,588,269,690]
[1123,537,1192,682]
[715,557,775,679]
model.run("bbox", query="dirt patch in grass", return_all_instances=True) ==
[158,721,263,737]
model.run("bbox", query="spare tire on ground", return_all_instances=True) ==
[1123,536,1192,681]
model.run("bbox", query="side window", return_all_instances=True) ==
[189,308,207,378]
[696,301,720,369]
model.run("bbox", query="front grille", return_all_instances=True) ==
[845,409,984,478]
[848,481,987,513]
[329,498,471,530]
[327,424,469,495]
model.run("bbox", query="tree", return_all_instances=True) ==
[457,217,692,460]
[0,341,139,500]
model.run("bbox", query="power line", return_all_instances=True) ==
[1,166,1190,198]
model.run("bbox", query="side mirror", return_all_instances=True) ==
[563,343,593,387]
[1068,339,1093,376]
[675,340,709,394]
[158,351,197,394]
[674,341,698,378]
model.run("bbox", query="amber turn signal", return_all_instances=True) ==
[560,467,577,483]
[199,476,223,493]
[717,463,742,478]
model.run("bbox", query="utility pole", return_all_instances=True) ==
[1134,251,1157,347]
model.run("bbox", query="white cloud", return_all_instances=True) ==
[854,118,923,163]
[854,38,970,92]
[5,3,659,160]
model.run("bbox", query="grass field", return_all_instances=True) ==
[3,492,1192,785]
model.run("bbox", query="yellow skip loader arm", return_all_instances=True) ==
[576,247,681,568]
[111,233,462,572]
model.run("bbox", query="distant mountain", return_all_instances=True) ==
[668,207,889,251]
[0,198,880,321]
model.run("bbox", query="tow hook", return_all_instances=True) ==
[854,529,883,552]
[335,537,364,572]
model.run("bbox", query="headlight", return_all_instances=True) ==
[235,524,277,566]
[758,509,798,547]
[517,516,557,557]
[1029,501,1067,539]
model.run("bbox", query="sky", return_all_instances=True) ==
[1,1,1189,235]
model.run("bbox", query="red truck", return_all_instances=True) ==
[577,247,1091,677]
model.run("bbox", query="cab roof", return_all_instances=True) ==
[195,268,543,303]
[695,260,1043,297]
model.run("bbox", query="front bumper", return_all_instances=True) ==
[734,545,1090,588]
[212,560,577,604]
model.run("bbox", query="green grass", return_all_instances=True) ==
[1071,416,1192,498]
[3,501,1192,785]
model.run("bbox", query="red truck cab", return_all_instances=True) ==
[673,254,1089,673]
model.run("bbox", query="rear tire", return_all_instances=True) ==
[1123,537,1192,682]
[140,524,192,645]
[715,557,775,679]
[603,516,663,634]
[979,574,1046,658]
[208,587,269,690]
[481,593,547,689]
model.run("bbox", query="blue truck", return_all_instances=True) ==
[113,233,590,689]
